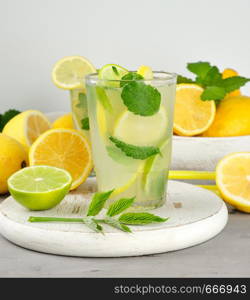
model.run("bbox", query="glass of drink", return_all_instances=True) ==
[86,71,176,209]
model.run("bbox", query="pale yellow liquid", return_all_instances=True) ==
[86,82,176,209]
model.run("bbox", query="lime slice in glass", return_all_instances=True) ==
[8,166,72,210]
[113,106,167,146]
[143,139,171,198]
[98,64,128,87]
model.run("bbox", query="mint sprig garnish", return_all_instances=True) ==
[81,117,89,130]
[87,189,114,216]
[119,212,168,225]
[177,61,250,102]
[121,81,161,116]
[120,72,144,87]
[109,136,160,160]
[28,191,168,233]
[76,93,87,108]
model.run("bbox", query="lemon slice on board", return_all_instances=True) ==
[29,129,93,190]
[216,152,250,213]
[173,84,216,136]
[52,56,96,90]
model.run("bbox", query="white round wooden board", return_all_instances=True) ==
[0,179,227,257]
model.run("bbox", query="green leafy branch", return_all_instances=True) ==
[177,61,250,102]
[28,190,168,233]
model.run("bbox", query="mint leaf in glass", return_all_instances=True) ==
[109,136,160,160]
[119,212,168,225]
[87,190,114,216]
[76,93,87,108]
[121,81,161,116]
[120,72,144,87]
[81,117,89,130]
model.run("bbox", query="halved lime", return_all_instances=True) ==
[98,64,128,87]
[8,166,72,210]
[113,106,167,146]
[143,139,171,198]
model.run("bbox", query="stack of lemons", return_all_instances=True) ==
[174,68,250,137]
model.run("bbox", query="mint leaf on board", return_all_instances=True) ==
[87,190,114,216]
[120,72,144,87]
[220,76,250,93]
[119,212,168,225]
[83,217,103,233]
[104,217,131,233]
[96,86,113,113]
[187,61,212,79]
[76,93,87,108]
[107,197,135,217]
[81,117,89,130]
[177,75,194,84]
[121,81,161,116]
[201,86,227,101]
[109,136,160,160]
[0,109,21,132]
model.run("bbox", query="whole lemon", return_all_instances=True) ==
[0,134,28,194]
[203,96,250,137]
[222,68,241,98]
[52,113,74,129]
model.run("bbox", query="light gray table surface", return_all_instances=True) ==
[0,183,249,278]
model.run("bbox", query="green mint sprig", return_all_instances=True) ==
[121,73,161,116]
[28,190,168,233]
[177,61,250,102]
[109,136,160,160]
[76,93,87,108]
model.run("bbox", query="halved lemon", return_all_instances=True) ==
[216,152,250,213]
[29,129,93,190]
[52,56,96,90]
[174,84,216,136]
[113,106,167,146]
[3,110,51,149]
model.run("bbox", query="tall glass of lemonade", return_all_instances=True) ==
[86,67,176,209]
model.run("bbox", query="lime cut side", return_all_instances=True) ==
[113,106,167,146]
[8,166,72,210]
[98,64,128,87]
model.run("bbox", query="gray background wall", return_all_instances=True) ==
[1,0,250,113]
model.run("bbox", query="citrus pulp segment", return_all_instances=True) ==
[29,129,93,190]
[2,110,51,149]
[173,84,216,136]
[216,152,250,213]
